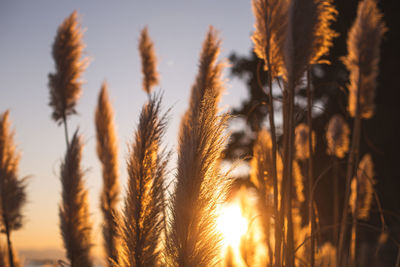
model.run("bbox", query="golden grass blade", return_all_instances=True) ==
[95,82,121,266]
[59,131,93,267]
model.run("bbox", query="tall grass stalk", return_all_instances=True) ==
[349,154,375,266]
[48,11,88,148]
[120,94,168,267]
[59,131,93,267]
[283,0,320,263]
[166,27,228,267]
[0,111,27,267]
[307,0,337,260]
[337,1,386,265]
[167,90,228,267]
[283,1,337,265]
[326,115,350,246]
[251,0,289,264]
[95,82,121,266]
[306,68,316,267]
[250,129,280,266]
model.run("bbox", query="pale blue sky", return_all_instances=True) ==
[0,0,254,253]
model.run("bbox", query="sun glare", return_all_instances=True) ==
[217,203,248,248]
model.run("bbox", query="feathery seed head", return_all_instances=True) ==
[188,26,224,116]
[167,88,229,267]
[96,82,119,193]
[59,131,93,267]
[121,94,168,267]
[48,11,88,124]
[251,0,289,78]
[250,129,283,197]
[250,129,273,191]
[293,160,305,203]
[310,0,338,64]
[315,242,337,267]
[95,82,121,266]
[343,0,387,118]
[284,0,318,83]
[0,111,26,233]
[326,114,350,158]
[350,154,375,220]
[0,111,19,175]
[139,27,159,94]
[284,0,337,84]
[295,123,315,160]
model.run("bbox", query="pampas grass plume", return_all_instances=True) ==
[343,0,386,118]
[166,27,228,267]
[284,0,318,83]
[295,123,315,161]
[0,111,27,267]
[251,0,289,77]
[166,89,229,267]
[120,94,168,267]
[326,115,350,158]
[48,11,88,124]
[0,111,26,231]
[95,82,121,266]
[293,160,305,203]
[59,131,93,267]
[139,27,159,94]
[284,0,337,83]
[188,26,224,116]
[310,0,338,64]
[250,129,283,203]
[315,242,336,267]
[350,154,375,220]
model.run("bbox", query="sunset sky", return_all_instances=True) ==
[0,0,255,255]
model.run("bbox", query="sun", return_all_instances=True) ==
[217,203,248,248]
